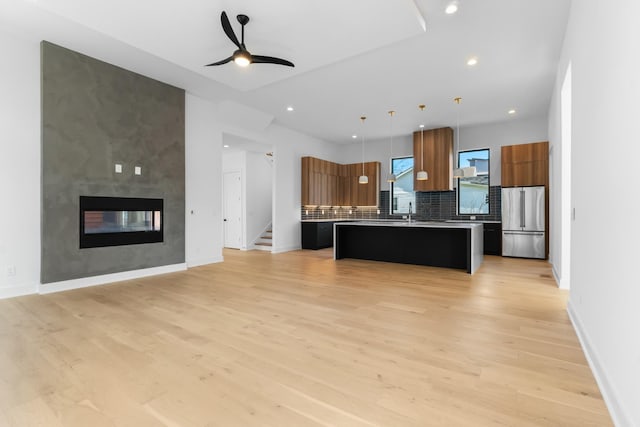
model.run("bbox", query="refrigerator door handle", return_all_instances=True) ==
[520,190,525,228]
[503,231,545,236]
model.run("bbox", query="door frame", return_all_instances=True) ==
[223,170,243,249]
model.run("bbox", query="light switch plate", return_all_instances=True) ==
[134,166,142,175]
[115,164,122,173]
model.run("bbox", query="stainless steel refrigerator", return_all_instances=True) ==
[501,186,545,259]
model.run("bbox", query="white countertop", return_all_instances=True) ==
[334,220,483,229]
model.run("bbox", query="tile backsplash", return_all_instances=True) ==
[301,186,502,222]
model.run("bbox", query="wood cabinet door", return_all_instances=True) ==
[413,127,453,191]
[302,157,379,208]
[364,161,380,206]
[501,141,548,187]
[301,157,311,205]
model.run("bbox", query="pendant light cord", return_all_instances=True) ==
[361,116,366,175]
[389,111,394,158]
[418,104,426,172]
[421,127,424,170]
[454,97,461,168]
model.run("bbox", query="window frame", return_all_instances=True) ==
[456,148,491,216]
[389,156,415,215]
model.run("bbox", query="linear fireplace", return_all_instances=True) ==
[79,196,163,248]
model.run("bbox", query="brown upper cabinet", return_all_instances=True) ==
[501,141,549,187]
[301,157,380,207]
[413,127,454,191]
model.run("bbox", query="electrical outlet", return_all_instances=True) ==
[6,265,16,277]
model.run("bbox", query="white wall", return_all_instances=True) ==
[245,151,273,246]
[0,31,40,298]
[340,116,548,188]
[185,94,223,267]
[553,0,640,425]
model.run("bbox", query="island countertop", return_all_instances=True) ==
[333,221,484,273]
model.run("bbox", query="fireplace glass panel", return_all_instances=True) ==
[84,210,162,234]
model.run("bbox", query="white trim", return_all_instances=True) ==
[551,263,561,288]
[567,300,631,427]
[271,245,300,254]
[186,256,223,268]
[0,283,39,299]
[551,262,570,290]
[39,263,187,295]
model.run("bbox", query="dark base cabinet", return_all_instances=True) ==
[302,221,335,250]
[483,222,502,255]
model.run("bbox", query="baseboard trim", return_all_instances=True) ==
[567,300,631,427]
[271,245,301,254]
[39,263,187,295]
[0,283,39,299]
[186,256,223,268]
[551,263,561,287]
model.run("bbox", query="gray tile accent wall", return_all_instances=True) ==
[41,41,185,284]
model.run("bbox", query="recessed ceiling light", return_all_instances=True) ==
[223,144,229,148]
[445,2,458,14]
[352,135,357,139]
[419,124,425,128]
[508,109,516,115]
[286,106,294,112]
[467,57,478,66]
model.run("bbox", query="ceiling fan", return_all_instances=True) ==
[206,11,294,68]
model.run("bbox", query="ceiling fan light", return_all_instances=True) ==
[233,51,251,67]
[387,173,396,183]
[445,2,459,14]
[416,170,428,181]
[359,175,369,184]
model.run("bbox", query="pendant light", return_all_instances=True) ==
[416,104,428,181]
[359,116,368,184]
[386,110,396,183]
[452,97,477,178]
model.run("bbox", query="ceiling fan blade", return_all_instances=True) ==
[221,11,241,48]
[252,55,295,67]
[205,56,233,66]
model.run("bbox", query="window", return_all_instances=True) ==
[390,156,415,214]
[457,149,490,214]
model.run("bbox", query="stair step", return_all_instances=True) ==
[261,235,272,240]
[255,242,272,247]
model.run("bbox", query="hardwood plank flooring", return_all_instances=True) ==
[0,249,611,426]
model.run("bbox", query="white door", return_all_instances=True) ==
[223,171,242,249]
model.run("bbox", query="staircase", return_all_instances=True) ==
[254,226,272,251]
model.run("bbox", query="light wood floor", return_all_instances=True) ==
[0,249,611,426]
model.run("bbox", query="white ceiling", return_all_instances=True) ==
[2,0,571,144]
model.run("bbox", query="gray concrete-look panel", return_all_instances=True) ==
[41,41,185,284]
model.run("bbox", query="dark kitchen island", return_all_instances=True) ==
[334,221,483,274]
